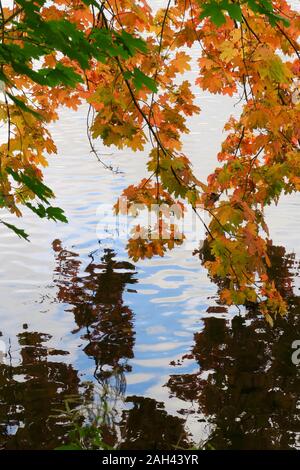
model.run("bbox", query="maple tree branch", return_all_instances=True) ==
[241,14,261,43]
[234,127,245,157]
[240,22,255,102]
[148,0,172,177]
[242,146,264,200]
[275,22,300,60]
[204,206,244,241]
[1,6,22,26]
[190,205,214,241]
[97,9,170,160]
[86,103,121,173]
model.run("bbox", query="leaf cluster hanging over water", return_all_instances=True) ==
[1,0,300,323]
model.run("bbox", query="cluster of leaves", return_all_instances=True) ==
[93,0,299,323]
[199,0,290,27]
[0,0,149,238]
[1,0,300,323]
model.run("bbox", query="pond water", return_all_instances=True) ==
[0,1,300,450]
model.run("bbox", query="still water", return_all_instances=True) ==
[0,1,300,450]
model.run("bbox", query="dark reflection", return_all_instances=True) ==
[167,244,300,449]
[0,242,138,449]
[51,241,194,449]
[52,243,193,449]
[0,331,80,450]
[52,240,137,394]
[1,239,300,449]
[119,396,191,450]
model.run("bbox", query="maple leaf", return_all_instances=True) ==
[172,51,191,73]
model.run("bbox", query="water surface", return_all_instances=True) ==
[0,0,299,450]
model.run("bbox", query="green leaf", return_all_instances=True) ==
[45,206,68,223]
[199,0,289,27]
[26,202,67,223]
[226,4,242,22]
[43,63,83,88]
[200,1,227,26]
[132,68,158,92]
[0,220,29,241]
[119,31,148,55]
[7,168,54,203]
[6,92,44,120]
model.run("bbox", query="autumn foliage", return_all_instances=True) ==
[1,0,300,323]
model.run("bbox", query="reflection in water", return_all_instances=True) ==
[0,331,80,450]
[0,243,140,449]
[119,396,190,450]
[52,240,137,394]
[52,241,140,443]
[1,242,299,449]
[52,243,192,449]
[167,245,300,449]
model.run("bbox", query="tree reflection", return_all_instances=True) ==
[119,396,191,450]
[52,241,194,449]
[52,240,137,404]
[2,240,299,449]
[0,330,80,450]
[167,244,300,449]
[0,242,138,449]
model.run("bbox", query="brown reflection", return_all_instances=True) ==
[119,396,191,450]
[1,239,299,449]
[0,242,138,449]
[167,244,300,449]
[52,241,193,449]
[0,330,80,450]
[52,240,137,394]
